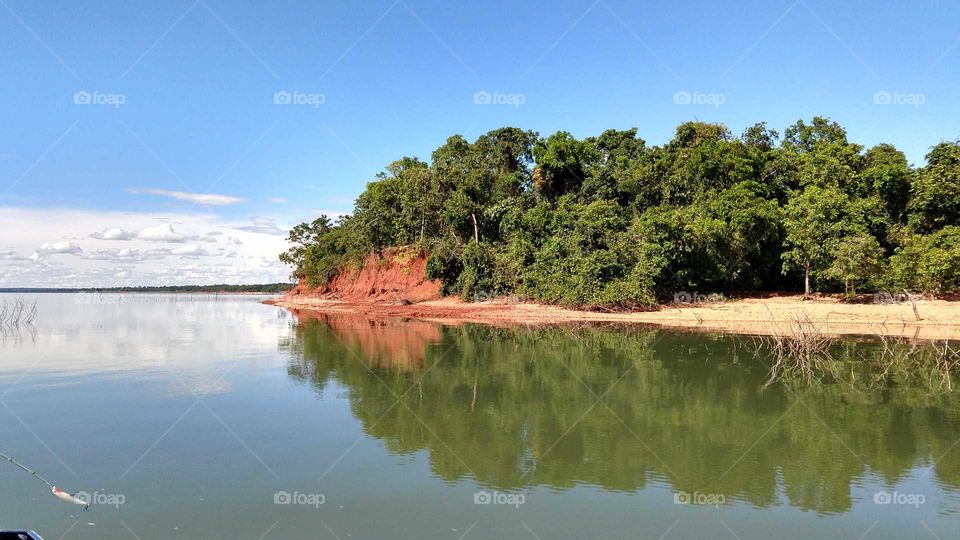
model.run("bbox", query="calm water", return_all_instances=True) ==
[0,294,958,539]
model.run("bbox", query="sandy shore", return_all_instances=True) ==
[268,294,960,340]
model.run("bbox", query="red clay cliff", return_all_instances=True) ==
[283,247,442,304]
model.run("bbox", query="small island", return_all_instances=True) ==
[274,119,960,339]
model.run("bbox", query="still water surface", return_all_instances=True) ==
[0,294,958,539]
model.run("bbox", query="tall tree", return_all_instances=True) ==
[908,141,960,233]
[280,216,334,272]
[532,131,595,200]
[823,234,885,294]
[782,186,863,295]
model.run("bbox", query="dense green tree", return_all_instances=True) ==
[393,157,436,243]
[863,143,912,224]
[700,181,783,288]
[279,216,334,271]
[742,121,779,151]
[521,198,631,306]
[656,122,755,205]
[432,135,482,243]
[282,120,960,304]
[532,131,595,200]
[280,215,353,286]
[889,226,960,294]
[582,128,648,203]
[474,127,537,178]
[823,234,885,294]
[908,141,960,233]
[353,174,405,249]
[783,117,848,152]
[782,186,863,296]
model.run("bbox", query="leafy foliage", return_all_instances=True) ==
[282,119,960,305]
[889,227,960,294]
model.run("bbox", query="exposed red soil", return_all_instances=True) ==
[283,247,442,303]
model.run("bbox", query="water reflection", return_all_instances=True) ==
[284,311,960,515]
[0,293,288,377]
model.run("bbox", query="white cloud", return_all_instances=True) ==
[137,223,186,242]
[83,248,139,261]
[268,197,288,204]
[171,245,203,256]
[0,250,27,260]
[170,245,224,258]
[233,217,287,236]
[89,223,223,244]
[128,188,243,206]
[82,247,169,262]
[90,227,135,240]
[32,241,83,260]
[0,207,293,287]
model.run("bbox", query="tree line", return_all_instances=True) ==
[281,117,960,307]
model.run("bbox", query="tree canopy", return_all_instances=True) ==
[282,118,960,306]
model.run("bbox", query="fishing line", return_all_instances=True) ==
[0,450,89,510]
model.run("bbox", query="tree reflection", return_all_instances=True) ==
[282,311,960,514]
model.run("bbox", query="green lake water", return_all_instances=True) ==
[0,293,958,539]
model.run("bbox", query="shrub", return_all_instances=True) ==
[889,227,960,294]
[425,238,464,295]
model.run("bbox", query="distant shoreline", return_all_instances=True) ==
[0,284,292,294]
[269,294,960,341]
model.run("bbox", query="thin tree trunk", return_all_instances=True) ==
[904,289,921,321]
[471,213,479,243]
[804,263,811,297]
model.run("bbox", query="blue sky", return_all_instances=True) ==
[1,0,959,286]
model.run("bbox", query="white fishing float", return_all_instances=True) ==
[1,451,89,511]
[51,487,89,509]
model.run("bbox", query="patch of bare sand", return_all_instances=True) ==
[268,295,960,340]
